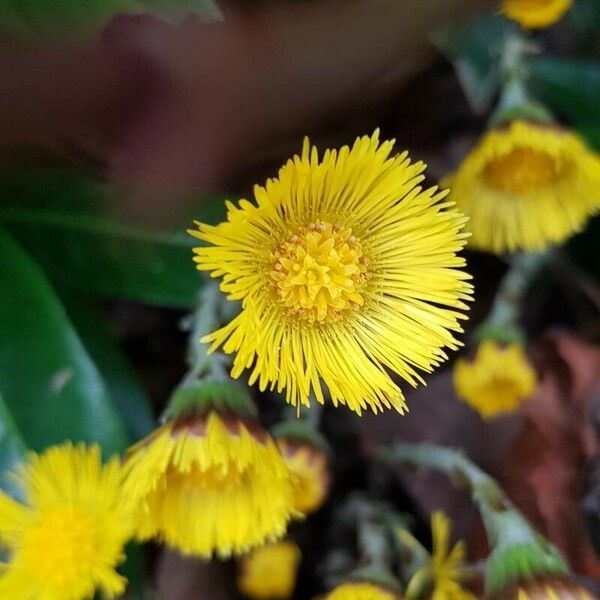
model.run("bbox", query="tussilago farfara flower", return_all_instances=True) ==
[122,410,296,558]
[453,340,537,419]
[237,540,301,599]
[487,577,598,600]
[444,120,600,254]
[403,512,476,600]
[274,423,330,515]
[327,582,403,600]
[190,131,472,415]
[0,443,131,600]
[500,0,573,29]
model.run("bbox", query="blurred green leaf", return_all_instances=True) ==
[64,297,155,441]
[434,14,515,114]
[529,57,600,150]
[0,390,27,496]
[0,228,128,454]
[0,0,220,33]
[0,170,223,308]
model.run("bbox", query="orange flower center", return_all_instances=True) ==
[270,221,370,322]
[484,147,564,194]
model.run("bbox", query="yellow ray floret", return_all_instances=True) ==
[237,540,301,599]
[0,443,131,600]
[444,120,600,254]
[500,0,573,29]
[453,340,537,419]
[327,582,401,600]
[190,131,472,415]
[277,438,330,515]
[122,411,296,558]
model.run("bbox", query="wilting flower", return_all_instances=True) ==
[276,436,330,515]
[403,512,476,600]
[190,131,472,415]
[327,582,402,600]
[487,577,598,599]
[453,340,537,419]
[500,0,573,29]
[444,120,600,254]
[122,410,296,557]
[237,540,301,599]
[0,444,131,600]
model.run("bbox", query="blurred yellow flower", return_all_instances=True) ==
[0,444,130,600]
[122,411,296,558]
[453,340,537,419]
[402,512,476,600]
[327,582,401,600]
[238,540,301,599]
[488,577,598,599]
[190,131,472,415]
[277,437,330,515]
[444,120,600,254]
[500,0,573,29]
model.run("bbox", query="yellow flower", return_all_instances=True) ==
[0,443,131,600]
[277,437,330,515]
[488,577,598,599]
[402,512,476,600]
[237,540,301,599]
[122,411,296,558]
[500,0,573,29]
[327,582,402,600]
[444,120,600,254]
[453,340,537,419]
[190,131,472,415]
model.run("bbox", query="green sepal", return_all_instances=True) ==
[489,101,555,128]
[271,420,330,455]
[473,322,526,346]
[484,510,569,594]
[162,380,257,422]
[348,565,404,595]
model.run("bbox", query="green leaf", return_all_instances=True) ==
[63,296,155,441]
[0,0,220,33]
[0,169,224,308]
[529,57,600,149]
[0,390,27,496]
[0,228,128,454]
[433,14,516,114]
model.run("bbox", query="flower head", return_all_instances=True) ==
[402,512,476,600]
[276,436,330,515]
[327,582,402,600]
[237,540,301,599]
[0,443,131,600]
[453,340,537,419]
[190,131,472,415]
[488,577,598,599]
[500,0,573,29]
[122,410,296,558]
[444,120,600,254]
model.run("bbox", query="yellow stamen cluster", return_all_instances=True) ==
[270,221,368,323]
[500,0,573,29]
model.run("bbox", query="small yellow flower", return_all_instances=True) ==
[122,411,296,558]
[500,0,573,29]
[277,437,330,515]
[453,340,537,419]
[444,120,600,254]
[237,540,301,599]
[190,131,472,415]
[488,577,598,599]
[327,582,402,600]
[0,443,131,600]
[402,512,476,600]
